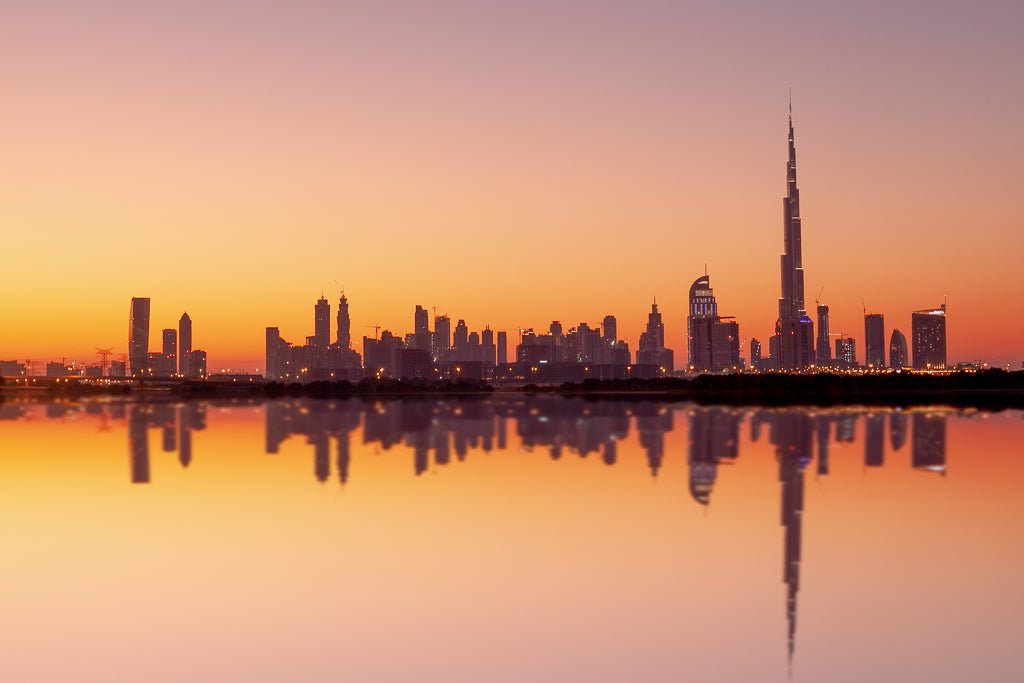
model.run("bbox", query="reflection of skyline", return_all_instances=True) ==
[5,397,958,674]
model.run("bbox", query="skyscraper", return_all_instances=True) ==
[687,274,740,372]
[128,297,151,376]
[637,301,674,371]
[602,315,617,343]
[336,293,351,348]
[433,315,451,361]
[775,104,815,370]
[816,304,831,365]
[496,331,508,366]
[912,304,947,370]
[834,336,856,368]
[162,328,177,375]
[889,328,908,369]
[314,296,330,347]
[179,312,192,375]
[864,313,885,368]
[414,305,430,352]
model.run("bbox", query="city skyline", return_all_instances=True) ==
[2,3,1023,370]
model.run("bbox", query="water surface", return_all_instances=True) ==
[0,397,1021,682]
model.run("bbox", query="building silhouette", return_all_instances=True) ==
[687,274,741,373]
[336,293,351,349]
[179,312,192,376]
[834,336,857,368]
[775,106,815,370]
[637,300,674,372]
[496,330,508,366]
[864,313,885,368]
[816,304,831,366]
[314,296,330,348]
[414,305,430,352]
[912,304,947,370]
[889,329,908,369]
[128,297,151,376]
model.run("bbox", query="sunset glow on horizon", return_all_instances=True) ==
[2,1,1022,370]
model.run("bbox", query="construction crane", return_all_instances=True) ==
[365,325,381,341]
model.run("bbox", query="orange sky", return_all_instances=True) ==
[1,2,1022,370]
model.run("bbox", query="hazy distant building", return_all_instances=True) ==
[162,328,177,375]
[864,313,885,368]
[336,293,351,348]
[889,329,908,369]
[481,326,496,374]
[816,304,831,365]
[179,312,192,375]
[750,338,762,368]
[129,297,151,376]
[775,109,815,370]
[433,315,451,361]
[414,305,430,352]
[636,301,674,372]
[314,296,330,347]
[186,350,207,379]
[496,331,508,365]
[912,304,947,370]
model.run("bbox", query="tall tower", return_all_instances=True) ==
[414,305,430,351]
[864,313,886,367]
[128,297,151,376]
[815,304,830,365]
[314,296,330,347]
[912,304,947,370]
[336,293,351,348]
[776,102,815,370]
[179,312,192,375]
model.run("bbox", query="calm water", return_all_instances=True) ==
[0,397,1021,683]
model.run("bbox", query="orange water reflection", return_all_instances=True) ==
[0,397,1021,683]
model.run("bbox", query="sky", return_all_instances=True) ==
[1,0,1022,371]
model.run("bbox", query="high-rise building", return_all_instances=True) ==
[314,296,330,347]
[602,315,617,343]
[179,312,192,375]
[750,338,762,367]
[496,331,508,366]
[414,305,430,351]
[816,304,831,365]
[162,328,177,375]
[336,293,351,348]
[637,301,673,372]
[889,329,908,369]
[864,313,885,368]
[775,105,815,370]
[687,274,740,372]
[129,297,151,376]
[433,315,451,361]
[481,327,496,374]
[266,327,282,380]
[834,336,856,368]
[453,319,469,358]
[912,304,947,370]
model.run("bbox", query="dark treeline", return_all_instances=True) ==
[527,370,1024,409]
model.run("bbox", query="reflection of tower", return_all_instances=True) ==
[336,433,351,485]
[635,405,673,476]
[770,411,813,667]
[912,412,947,473]
[312,431,330,483]
[864,413,885,467]
[128,405,150,484]
[178,403,206,468]
[889,411,907,451]
[815,415,830,476]
[687,408,740,505]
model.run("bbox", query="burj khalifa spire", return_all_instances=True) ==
[775,98,815,369]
